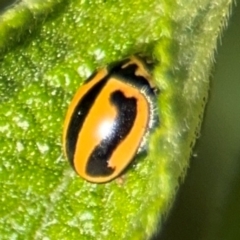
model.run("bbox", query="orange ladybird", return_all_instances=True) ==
[63,55,159,183]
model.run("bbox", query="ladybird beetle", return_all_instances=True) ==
[63,55,159,183]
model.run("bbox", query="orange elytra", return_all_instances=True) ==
[63,55,159,183]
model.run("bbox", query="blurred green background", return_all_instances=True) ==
[158,2,240,240]
[1,1,239,240]
[0,0,16,12]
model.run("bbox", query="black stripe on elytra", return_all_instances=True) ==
[109,61,160,130]
[86,90,137,177]
[65,77,108,168]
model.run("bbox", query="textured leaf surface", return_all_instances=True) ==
[0,0,232,239]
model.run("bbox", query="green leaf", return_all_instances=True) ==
[0,0,233,239]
